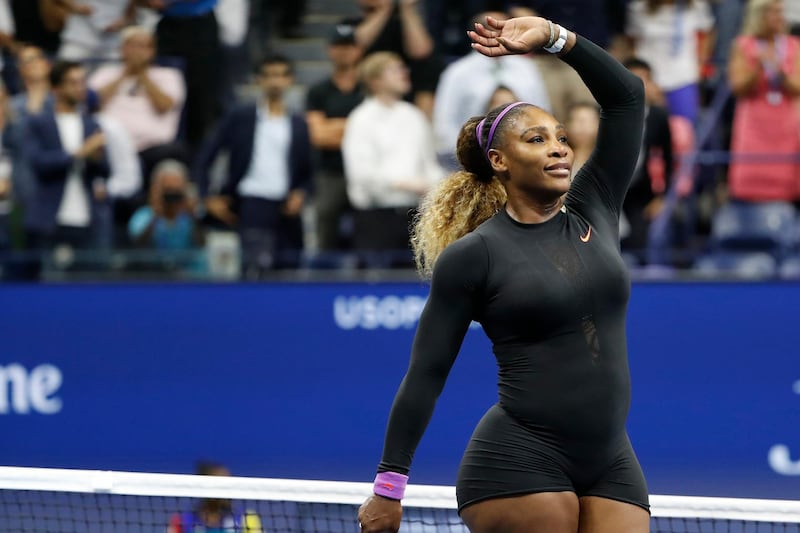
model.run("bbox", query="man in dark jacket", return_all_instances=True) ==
[195,55,312,275]
[27,60,110,250]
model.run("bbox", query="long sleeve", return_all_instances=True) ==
[562,35,646,219]
[342,104,383,209]
[377,233,487,474]
[344,100,439,209]
[27,118,75,182]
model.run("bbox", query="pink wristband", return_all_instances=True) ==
[373,471,409,500]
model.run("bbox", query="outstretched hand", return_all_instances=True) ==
[467,15,550,57]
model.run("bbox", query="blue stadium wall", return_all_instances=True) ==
[0,282,798,498]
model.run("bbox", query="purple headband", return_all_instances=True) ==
[476,101,527,157]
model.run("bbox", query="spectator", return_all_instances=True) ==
[565,101,600,178]
[167,461,262,533]
[143,0,220,152]
[432,10,550,169]
[128,159,199,250]
[57,0,137,61]
[626,0,715,124]
[196,55,311,276]
[26,60,109,251]
[305,24,364,253]
[727,0,800,203]
[88,26,187,191]
[342,0,443,118]
[623,57,674,256]
[5,45,54,247]
[342,51,443,266]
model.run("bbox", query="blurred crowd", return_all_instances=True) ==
[0,0,798,280]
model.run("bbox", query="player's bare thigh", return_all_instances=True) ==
[577,495,650,533]
[460,491,580,533]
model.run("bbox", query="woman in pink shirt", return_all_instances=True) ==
[727,0,800,202]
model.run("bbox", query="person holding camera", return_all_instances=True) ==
[128,158,200,250]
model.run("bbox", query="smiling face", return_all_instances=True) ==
[488,106,574,200]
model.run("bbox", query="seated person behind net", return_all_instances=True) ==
[167,461,262,533]
[128,159,201,250]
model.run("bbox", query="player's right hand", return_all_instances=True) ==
[358,495,402,533]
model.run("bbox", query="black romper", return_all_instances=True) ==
[376,35,649,513]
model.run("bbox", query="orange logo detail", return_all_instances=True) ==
[379,483,394,491]
[580,226,592,243]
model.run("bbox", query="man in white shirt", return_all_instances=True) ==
[342,51,443,266]
[432,11,551,169]
[26,61,110,251]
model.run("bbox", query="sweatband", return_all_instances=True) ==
[373,471,409,500]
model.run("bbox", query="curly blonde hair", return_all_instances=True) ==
[411,115,510,278]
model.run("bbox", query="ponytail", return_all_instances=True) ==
[411,170,506,278]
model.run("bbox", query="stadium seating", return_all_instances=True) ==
[693,201,796,278]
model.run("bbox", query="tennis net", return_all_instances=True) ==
[0,466,798,532]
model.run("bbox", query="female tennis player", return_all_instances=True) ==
[359,14,649,533]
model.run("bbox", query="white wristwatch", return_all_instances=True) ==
[543,23,568,54]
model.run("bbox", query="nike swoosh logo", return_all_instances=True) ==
[580,226,592,243]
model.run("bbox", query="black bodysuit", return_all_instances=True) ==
[377,36,649,512]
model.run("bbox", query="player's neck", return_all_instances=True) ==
[505,195,564,224]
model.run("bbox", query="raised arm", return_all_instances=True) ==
[563,34,645,215]
[469,15,645,216]
[359,234,487,533]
